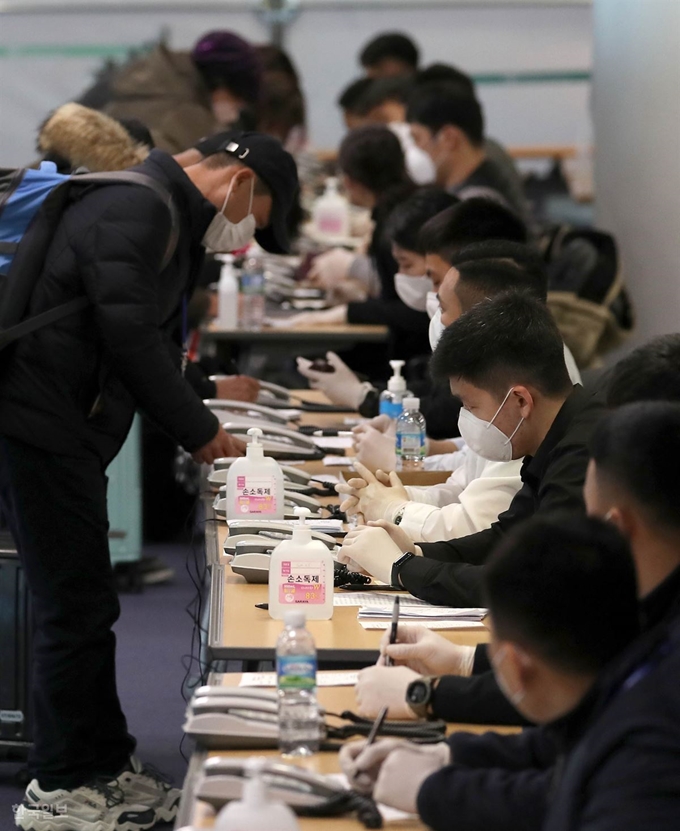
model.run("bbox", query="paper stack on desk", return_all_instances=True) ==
[356,602,487,630]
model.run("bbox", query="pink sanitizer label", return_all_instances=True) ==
[279,560,327,605]
[235,475,276,515]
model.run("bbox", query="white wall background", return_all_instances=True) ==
[593,0,680,349]
[0,1,592,166]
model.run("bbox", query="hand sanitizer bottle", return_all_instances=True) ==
[269,507,334,621]
[226,427,284,520]
[312,177,350,238]
[215,760,300,831]
[379,360,411,420]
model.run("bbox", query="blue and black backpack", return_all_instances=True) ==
[0,160,179,350]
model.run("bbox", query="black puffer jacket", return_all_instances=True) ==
[0,150,219,465]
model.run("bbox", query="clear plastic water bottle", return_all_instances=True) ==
[396,396,426,471]
[239,255,266,330]
[276,610,320,756]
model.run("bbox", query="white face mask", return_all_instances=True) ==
[202,177,256,253]
[457,388,524,462]
[426,290,440,320]
[395,273,433,312]
[428,308,445,352]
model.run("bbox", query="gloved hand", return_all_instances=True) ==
[336,461,408,523]
[339,738,405,795]
[296,351,372,410]
[373,742,451,814]
[362,414,396,435]
[306,247,356,290]
[378,624,477,676]
[280,306,348,328]
[367,519,417,553]
[352,425,397,473]
[355,665,420,719]
[337,525,405,585]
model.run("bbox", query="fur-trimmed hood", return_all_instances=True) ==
[37,102,150,172]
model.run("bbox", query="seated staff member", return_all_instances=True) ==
[338,292,602,607]
[298,198,532,429]
[352,334,680,732]
[340,512,642,822]
[349,402,680,831]
[341,256,555,542]
[297,187,457,411]
[408,82,531,222]
[343,77,436,185]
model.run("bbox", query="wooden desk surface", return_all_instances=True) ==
[180,674,520,831]
[207,521,489,664]
[203,323,388,342]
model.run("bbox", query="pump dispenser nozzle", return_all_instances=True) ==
[292,506,312,542]
[387,360,407,394]
[246,427,264,460]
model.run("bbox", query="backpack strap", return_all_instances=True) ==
[0,172,180,351]
[72,170,180,271]
[0,297,89,349]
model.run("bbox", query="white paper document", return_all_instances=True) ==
[312,436,355,449]
[359,619,486,630]
[358,605,487,621]
[323,455,353,467]
[239,671,359,687]
[334,592,432,608]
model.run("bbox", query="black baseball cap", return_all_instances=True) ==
[195,130,299,254]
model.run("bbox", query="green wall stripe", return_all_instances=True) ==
[0,44,592,83]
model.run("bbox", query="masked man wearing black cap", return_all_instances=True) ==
[0,133,299,831]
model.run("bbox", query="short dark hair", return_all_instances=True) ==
[338,125,409,195]
[419,199,528,260]
[484,514,640,674]
[384,187,459,254]
[430,291,572,397]
[358,77,413,113]
[360,33,419,70]
[591,402,680,533]
[455,260,547,312]
[338,77,374,113]
[414,63,475,95]
[606,334,680,407]
[407,82,484,146]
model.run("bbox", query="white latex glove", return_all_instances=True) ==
[296,351,372,410]
[339,739,405,795]
[373,742,451,814]
[337,525,404,584]
[347,461,409,522]
[378,624,476,676]
[353,426,397,473]
[353,414,395,436]
[282,306,348,328]
[355,665,420,719]
[367,519,417,552]
[307,247,356,290]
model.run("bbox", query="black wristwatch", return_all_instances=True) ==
[391,551,416,587]
[406,676,439,719]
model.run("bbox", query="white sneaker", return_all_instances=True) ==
[14,778,156,831]
[108,757,181,824]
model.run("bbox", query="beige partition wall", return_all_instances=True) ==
[593,0,680,351]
